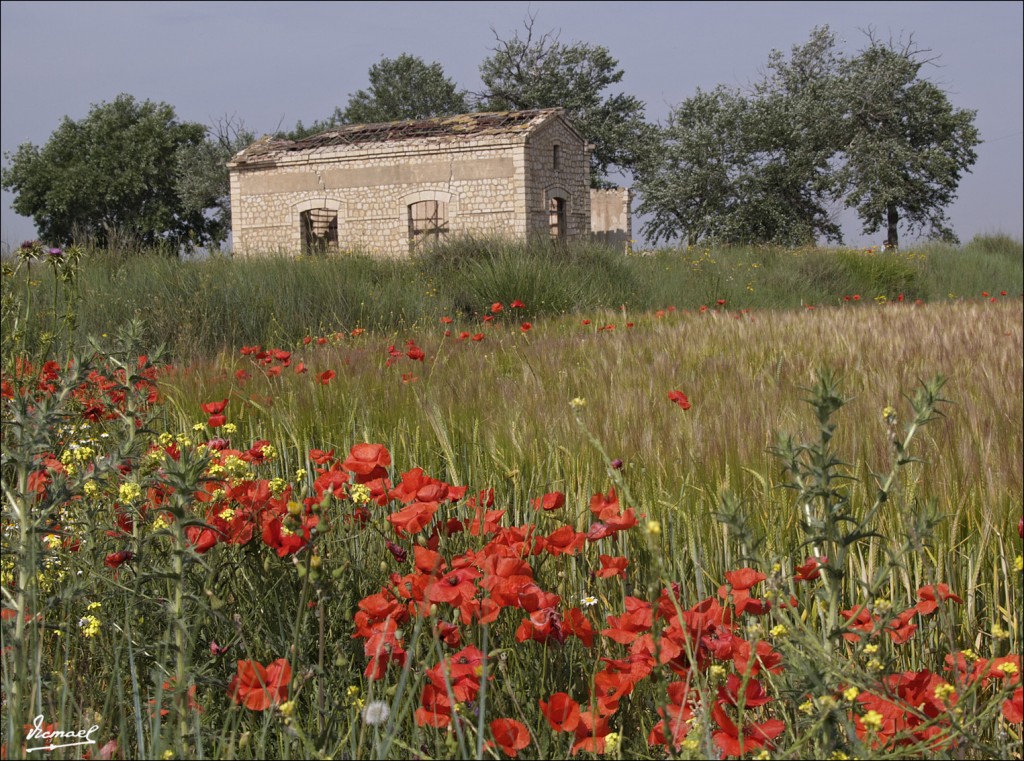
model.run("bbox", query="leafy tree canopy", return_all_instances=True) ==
[837,33,980,246]
[635,26,980,247]
[280,54,468,139]
[175,115,256,250]
[478,14,655,186]
[1,94,226,251]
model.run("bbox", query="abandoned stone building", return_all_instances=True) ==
[227,108,631,257]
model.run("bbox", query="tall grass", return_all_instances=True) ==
[2,264,1020,758]
[3,234,1020,362]
[157,300,1023,580]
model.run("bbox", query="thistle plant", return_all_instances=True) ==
[769,369,949,651]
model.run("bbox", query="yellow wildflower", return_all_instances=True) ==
[79,615,101,638]
[861,709,884,732]
[604,733,622,754]
[118,482,142,503]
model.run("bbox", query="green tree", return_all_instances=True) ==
[636,28,848,247]
[280,54,468,139]
[635,26,979,248]
[839,35,981,247]
[634,86,755,245]
[750,26,847,244]
[478,15,654,186]
[341,54,468,123]
[174,115,256,250]
[1,94,218,250]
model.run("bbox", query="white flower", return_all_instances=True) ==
[581,595,598,608]
[362,700,390,725]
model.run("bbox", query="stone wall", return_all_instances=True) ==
[590,188,632,251]
[230,134,530,257]
[229,113,626,257]
[522,119,591,241]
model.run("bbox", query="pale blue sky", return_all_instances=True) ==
[2,1,1021,249]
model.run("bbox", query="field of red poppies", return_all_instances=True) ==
[1,243,1022,760]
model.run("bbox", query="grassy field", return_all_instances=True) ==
[2,234,1021,361]
[1,238,1021,759]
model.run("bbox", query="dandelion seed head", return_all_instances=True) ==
[362,700,390,725]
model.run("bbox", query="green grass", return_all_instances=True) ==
[3,234,1020,362]
[1,235,1021,760]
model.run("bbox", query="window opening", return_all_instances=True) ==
[409,200,449,249]
[552,144,560,170]
[548,197,566,240]
[300,208,338,255]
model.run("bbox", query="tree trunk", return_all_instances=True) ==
[886,204,899,249]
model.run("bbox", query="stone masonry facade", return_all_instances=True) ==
[227,109,629,257]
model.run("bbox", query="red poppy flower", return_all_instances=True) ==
[472,333,485,341]
[590,489,620,520]
[596,554,628,579]
[668,390,691,410]
[540,692,581,732]
[342,443,391,479]
[185,525,220,554]
[794,556,826,582]
[563,607,595,647]
[228,658,290,711]
[319,370,335,384]
[488,718,529,757]
[545,525,586,556]
[886,608,919,644]
[521,322,532,332]
[571,710,612,755]
[711,701,785,757]
[440,315,453,324]
[201,399,228,416]
[602,596,653,643]
[914,584,964,615]
[511,299,526,308]
[416,683,452,727]
[1004,686,1023,723]
[427,567,480,607]
[532,491,565,511]
[309,448,335,465]
[104,550,134,568]
[387,501,439,537]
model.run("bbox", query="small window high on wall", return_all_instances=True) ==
[548,197,566,240]
[300,208,338,255]
[409,200,449,249]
